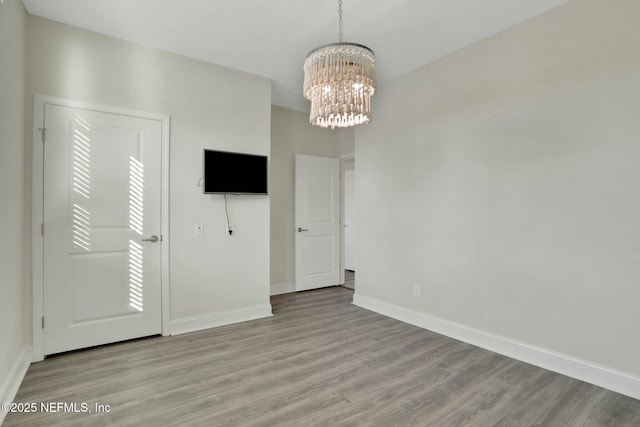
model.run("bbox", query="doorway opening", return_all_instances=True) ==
[343,270,355,290]
[341,158,355,292]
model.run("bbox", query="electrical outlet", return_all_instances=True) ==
[413,284,421,297]
[195,224,204,236]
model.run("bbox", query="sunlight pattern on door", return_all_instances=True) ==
[128,155,145,312]
[128,156,144,235]
[72,204,91,251]
[72,116,92,251]
[128,240,144,312]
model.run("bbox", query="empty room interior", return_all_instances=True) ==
[1,0,640,425]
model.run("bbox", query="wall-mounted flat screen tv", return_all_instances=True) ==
[203,149,268,194]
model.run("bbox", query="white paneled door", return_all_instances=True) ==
[42,103,163,355]
[295,154,341,291]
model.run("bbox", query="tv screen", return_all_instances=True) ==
[203,149,268,194]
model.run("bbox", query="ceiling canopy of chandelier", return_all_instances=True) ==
[303,0,376,129]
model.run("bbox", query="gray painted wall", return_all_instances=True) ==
[0,0,28,408]
[270,106,353,294]
[26,16,272,328]
[356,0,640,378]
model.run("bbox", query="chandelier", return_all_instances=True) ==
[303,0,376,129]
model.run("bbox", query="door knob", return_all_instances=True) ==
[297,227,309,232]
[142,235,159,242]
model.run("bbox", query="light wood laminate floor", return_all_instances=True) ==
[5,287,640,426]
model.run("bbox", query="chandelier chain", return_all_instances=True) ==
[338,0,343,42]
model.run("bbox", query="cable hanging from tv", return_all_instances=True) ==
[224,194,233,236]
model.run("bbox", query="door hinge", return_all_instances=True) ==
[41,316,45,329]
[160,235,164,242]
[38,127,47,144]
[41,223,45,236]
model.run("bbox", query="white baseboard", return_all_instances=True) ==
[0,346,32,425]
[270,282,295,295]
[353,293,640,400]
[169,304,273,335]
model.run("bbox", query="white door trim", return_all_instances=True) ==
[31,95,171,362]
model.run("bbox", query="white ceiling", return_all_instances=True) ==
[22,0,567,112]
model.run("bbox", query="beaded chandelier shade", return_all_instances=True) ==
[303,1,376,129]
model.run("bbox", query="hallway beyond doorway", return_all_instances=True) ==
[343,270,354,290]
